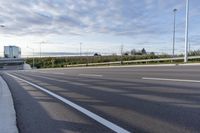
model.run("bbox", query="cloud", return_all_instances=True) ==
[0,0,198,41]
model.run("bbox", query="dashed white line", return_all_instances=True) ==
[6,73,130,133]
[79,74,103,77]
[142,77,200,83]
[37,71,65,75]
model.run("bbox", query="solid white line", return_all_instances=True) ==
[6,73,130,133]
[79,74,103,77]
[142,77,200,83]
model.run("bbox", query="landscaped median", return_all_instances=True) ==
[0,76,18,133]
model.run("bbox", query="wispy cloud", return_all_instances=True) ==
[0,0,187,35]
[0,0,199,54]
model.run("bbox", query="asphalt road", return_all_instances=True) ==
[1,65,200,133]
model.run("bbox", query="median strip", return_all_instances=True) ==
[142,77,200,83]
[6,73,130,133]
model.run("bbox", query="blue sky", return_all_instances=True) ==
[0,0,199,56]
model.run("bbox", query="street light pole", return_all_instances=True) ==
[0,25,5,57]
[188,40,191,52]
[80,43,82,56]
[32,49,35,69]
[172,9,177,58]
[40,42,41,58]
[120,44,124,64]
[184,0,189,63]
[27,46,35,69]
[40,41,45,58]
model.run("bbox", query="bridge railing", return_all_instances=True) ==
[0,58,25,64]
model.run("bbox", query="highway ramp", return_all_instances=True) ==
[0,76,18,133]
[1,65,200,133]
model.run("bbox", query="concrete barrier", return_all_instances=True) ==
[23,63,32,70]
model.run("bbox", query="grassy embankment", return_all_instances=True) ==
[25,50,200,69]
[25,54,197,69]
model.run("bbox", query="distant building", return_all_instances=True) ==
[4,46,21,58]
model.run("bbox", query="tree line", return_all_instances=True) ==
[123,48,155,56]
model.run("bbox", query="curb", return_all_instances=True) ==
[178,63,200,66]
[0,76,18,133]
[21,63,200,72]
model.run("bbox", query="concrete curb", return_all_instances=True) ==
[178,63,200,66]
[0,76,18,133]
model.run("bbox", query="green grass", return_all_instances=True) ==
[25,54,200,69]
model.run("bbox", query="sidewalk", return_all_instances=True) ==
[0,76,18,133]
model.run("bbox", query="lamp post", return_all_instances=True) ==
[27,46,35,69]
[172,9,177,58]
[40,43,42,58]
[188,40,191,52]
[184,0,190,63]
[120,44,124,64]
[80,43,82,56]
[0,25,5,57]
[39,41,46,58]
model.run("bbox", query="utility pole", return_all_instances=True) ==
[172,9,177,58]
[184,0,189,63]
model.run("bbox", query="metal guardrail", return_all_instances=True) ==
[67,56,200,67]
[122,56,200,64]
[123,57,184,63]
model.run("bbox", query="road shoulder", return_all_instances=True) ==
[0,76,18,133]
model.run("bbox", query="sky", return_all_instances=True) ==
[0,0,200,57]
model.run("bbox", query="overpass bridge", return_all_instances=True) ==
[0,58,30,70]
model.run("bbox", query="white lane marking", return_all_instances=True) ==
[37,71,65,75]
[6,73,130,133]
[79,74,103,77]
[52,72,65,75]
[142,77,200,83]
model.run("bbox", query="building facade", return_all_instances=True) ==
[4,46,21,58]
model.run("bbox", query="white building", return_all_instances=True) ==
[4,46,21,58]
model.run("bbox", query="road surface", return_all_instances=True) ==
[1,65,200,133]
